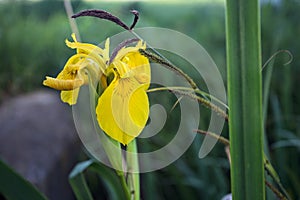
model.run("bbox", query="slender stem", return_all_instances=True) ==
[127,140,140,200]
[265,181,287,200]
[64,0,81,41]
[264,156,292,200]
[147,86,229,110]
[147,86,228,120]
[193,129,229,146]
[118,173,131,200]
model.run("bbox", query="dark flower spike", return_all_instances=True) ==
[109,38,141,64]
[130,10,139,30]
[72,9,130,30]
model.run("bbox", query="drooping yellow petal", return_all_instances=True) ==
[111,78,148,135]
[96,79,128,144]
[43,76,83,90]
[61,88,80,105]
[56,64,80,81]
[54,53,96,84]
[95,43,151,144]
[44,46,108,96]
[128,83,149,128]
[96,75,149,145]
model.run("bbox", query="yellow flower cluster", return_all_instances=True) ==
[43,34,150,145]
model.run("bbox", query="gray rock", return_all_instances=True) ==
[0,90,81,200]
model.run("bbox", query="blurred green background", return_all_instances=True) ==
[0,0,300,199]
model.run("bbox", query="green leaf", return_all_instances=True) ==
[0,159,47,200]
[225,0,265,199]
[69,160,127,200]
[69,160,94,200]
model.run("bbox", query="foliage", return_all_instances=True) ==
[226,0,265,199]
[0,159,47,200]
[0,0,299,199]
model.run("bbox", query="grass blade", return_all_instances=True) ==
[225,0,265,199]
[0,159,47,200]
[69,160,128,200]
[69,160,94,200]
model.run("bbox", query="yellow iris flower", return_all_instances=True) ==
[43,34,150,145]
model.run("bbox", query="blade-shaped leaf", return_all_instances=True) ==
[69,160,127,200]
[0,159,47,200]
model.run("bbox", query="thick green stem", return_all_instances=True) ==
[225,0,265,199]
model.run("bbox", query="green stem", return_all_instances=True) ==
[88,74,131,199]
[225,0,265,199]
[127,140,140,200]
[63,0,81,41]
[118,172,131,200]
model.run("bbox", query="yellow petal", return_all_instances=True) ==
[96,77,149,145]
[134,72,150,84]
[66,39,104,55]
[65,39,107,72]
[114,40,145,62]
[121,51,151,89]
[103,38,110,63]
[56,54,87,81]
[122,51,149,71]
[128,82,150,127]
[43,76,83,90]
[61,88,80,105]
[56,53,102,82]
[71,33,78,43]
[56,65,79,80]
